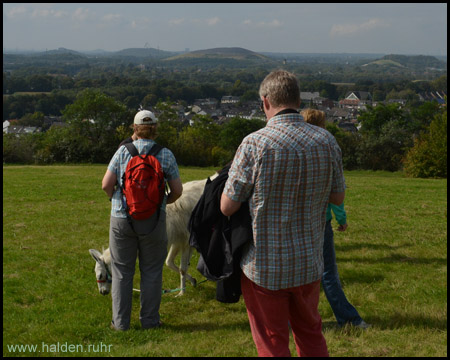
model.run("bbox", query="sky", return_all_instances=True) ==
[3,3,447,56]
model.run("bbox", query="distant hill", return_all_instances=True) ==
[165,47,272,61]
[112,47,179,59]
[363,54,446,69]
[34,47,85,56]
[262,52,386,63]
[363,59,405,68]
[3,48,88,63]
[81,49,114,56]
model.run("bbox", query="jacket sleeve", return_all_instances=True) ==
[329,202,347,225]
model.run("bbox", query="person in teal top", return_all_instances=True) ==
[323,203,370,328]
[326,202,347,231]
[302,109,371,329]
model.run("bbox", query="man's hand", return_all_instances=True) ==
[337,223,348,232]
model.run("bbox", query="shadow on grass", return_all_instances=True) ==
[323,311,447,332]
[332,270,385,285]
[162,319,251,333]
[338,252,447,266]
[362,313,447,331]
[335,242,413,252]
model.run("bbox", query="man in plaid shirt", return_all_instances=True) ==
[221,70,345,357]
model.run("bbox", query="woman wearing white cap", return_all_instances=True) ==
[101,109,183,330]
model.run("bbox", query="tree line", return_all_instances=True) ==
[3,62,447,121]
[3,88,447,178]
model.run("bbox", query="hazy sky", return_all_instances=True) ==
[3,3,447,55]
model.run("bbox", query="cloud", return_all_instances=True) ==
[131,17,151,29]
[101,13,122,24]
[330,18,389,37]
[191,17,222,26]
[6,5,27,18]
[6,4,68,20]
[72,8,95,22]
[31,9,68,19]
[242,19,283,28]
[169,18,185,26]
[206,17,221,26]
[97,13,123,29]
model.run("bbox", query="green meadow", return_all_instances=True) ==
[3,165,447,357]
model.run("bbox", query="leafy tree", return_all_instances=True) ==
[155,121,179,152]
[3,132,44,164]
[35,125,90,163]
[115,124,133,144]
[175,115,221,166]
[61,88,131,162]
[28,74,53,92]
[211,146,234,167]
[372,89,385,101]
[142,94,158,108]
[219,117,265,153]
[240,90,259,103]
[326,123,361,170]
[3,75,29,94]
[316,81,338,100]
[409,101,443,133]
[358,103,406,134]
[358,120,414,171]
[403,106,447,178]
[123,95,141,110]
[17,111,45,127]
[199,84,221,99]
[431,75,447,92]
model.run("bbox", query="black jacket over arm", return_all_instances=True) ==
[188,165,253,303]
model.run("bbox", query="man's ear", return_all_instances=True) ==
[263,96,271,111]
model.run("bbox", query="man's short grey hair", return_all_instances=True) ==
[259,70,300,108]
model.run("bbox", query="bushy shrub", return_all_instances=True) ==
[34,125,91,163]
[3,133,44,164]
[403,109,447,178]
[211,146,233,167]
[326,123,361,170]
[358,121,414,172]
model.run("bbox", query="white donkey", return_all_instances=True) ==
[90,176,215,297]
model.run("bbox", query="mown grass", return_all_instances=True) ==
[3,165,447,357]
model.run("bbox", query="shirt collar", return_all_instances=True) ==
[268,111,304,126]
[274,108,299,116]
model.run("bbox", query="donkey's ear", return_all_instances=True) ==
[89,249,103,263]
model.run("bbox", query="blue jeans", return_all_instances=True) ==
[321,220,363,326]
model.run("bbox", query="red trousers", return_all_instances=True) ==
[241,273,329,357]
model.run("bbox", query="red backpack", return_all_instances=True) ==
[121,143,165,224]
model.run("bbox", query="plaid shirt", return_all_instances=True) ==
[107,139,180,218]
[223,113,345,290]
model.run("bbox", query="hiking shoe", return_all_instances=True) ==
[143,320,163,330]
[354,320,371,329]
[110,321,126,331]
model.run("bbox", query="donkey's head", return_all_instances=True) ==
[89,249,112,295]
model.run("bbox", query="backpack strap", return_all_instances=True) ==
[124,142,164,158]
[124,142,139,158]
[147,143,164,156]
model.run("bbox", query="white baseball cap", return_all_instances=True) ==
[134,110,158,125]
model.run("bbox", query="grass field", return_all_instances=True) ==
[3,165,447,357]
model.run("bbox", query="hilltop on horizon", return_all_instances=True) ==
[164,47,272,62]
[3,46,447,63]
